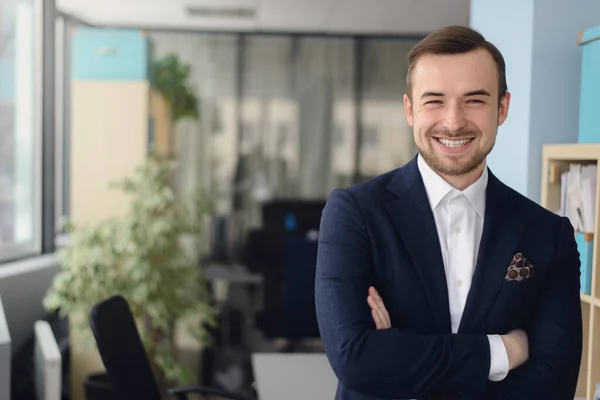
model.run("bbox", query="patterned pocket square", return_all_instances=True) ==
[505,253,534,282]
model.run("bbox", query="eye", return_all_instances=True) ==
[467,99,484,104]
[425,100,442,105]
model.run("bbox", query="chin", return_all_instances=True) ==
[424,152,484,176]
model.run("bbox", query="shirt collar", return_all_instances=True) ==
[417,153,488,218]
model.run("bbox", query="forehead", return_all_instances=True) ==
[411,48,498,96]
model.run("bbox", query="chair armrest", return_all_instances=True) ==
[167,385,256,400]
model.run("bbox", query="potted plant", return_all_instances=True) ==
[43,154,217,396]
[152,53,200,124]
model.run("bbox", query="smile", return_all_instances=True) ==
[436,138,474,148]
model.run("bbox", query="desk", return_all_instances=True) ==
[205,265,264,310]
[201,265,264,392]
[205,265,264,285]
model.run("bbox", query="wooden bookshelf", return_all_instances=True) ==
[541,143,600,400]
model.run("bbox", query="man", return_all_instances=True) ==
[315,25,582,400]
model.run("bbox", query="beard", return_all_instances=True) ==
[416,127,495,176]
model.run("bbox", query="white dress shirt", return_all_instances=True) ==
[417,154,509,382]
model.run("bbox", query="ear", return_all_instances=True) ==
[498,91,511,126]
[404,94,414,127]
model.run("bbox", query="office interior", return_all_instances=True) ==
[1,0,600,399]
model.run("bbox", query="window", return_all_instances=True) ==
[0,0,43,261]
[359,38,419,178]
[240,122,257,154]
[148,32,420,262]
[362,125,379,147]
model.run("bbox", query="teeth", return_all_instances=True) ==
[438,138,472,148]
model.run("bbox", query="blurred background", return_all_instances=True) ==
[1,0,599,399]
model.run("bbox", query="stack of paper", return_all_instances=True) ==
[560,164,597,233]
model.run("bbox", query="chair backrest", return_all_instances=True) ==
[89,295,161,400]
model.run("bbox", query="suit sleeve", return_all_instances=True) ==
[315,188,492,399]
[485,217,583,399]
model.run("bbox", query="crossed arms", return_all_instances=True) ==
[315,189,583,399]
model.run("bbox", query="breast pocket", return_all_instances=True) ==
[492,278,539,330]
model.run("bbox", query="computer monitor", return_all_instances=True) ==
[34,320,61,400]
[251,353,337,400]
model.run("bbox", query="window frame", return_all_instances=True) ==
[0,0,54,264]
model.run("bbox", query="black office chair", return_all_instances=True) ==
[89,295,256,400]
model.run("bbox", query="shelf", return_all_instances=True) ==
[542,142,600,400]
[581,293,600,307]
[543,143,600,161]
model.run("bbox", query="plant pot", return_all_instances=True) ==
[84,372,116,400]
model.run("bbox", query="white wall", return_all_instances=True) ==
[527,0,600,202]
[471,0,600,202]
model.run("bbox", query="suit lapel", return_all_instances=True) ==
[383,158,451,332]
[458,172,527,333]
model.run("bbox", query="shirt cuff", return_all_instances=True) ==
[487,334,509,381]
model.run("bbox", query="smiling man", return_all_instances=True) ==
[315,26,582,400]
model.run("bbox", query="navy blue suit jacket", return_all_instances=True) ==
[315,156,582,400]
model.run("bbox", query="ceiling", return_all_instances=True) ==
[56,0,471,35]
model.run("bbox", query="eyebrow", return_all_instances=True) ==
[464,89,491,97]
[421,89,492,100]
[421,91,444,99]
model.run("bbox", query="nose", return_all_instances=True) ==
[441,102,467,133]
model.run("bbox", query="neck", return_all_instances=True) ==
[441,163,486,191]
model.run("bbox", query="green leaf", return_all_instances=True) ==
[151,54,200,124]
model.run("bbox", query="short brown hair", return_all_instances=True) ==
[406,26,507,103]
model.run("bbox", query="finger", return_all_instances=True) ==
[369,288,391,328]
[367,296,390,329]
[371,309,385,330]
[368,287,391,328]
[368,290,391,328]
[368,286,377,297]
[370,286,384,306]
[369,299,388,329]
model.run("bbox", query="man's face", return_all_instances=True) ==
[404,48,510,177]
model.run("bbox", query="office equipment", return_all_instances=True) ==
[200,264,264,392]
[261,200,325,234]
[578,25,600,143]
[541,143,600,399]
[0,296,10,400]
[283,235,320,341]
[244,200,324,341]
[251,353,337,400]
[89,295,255,400]
[33,320,62,400]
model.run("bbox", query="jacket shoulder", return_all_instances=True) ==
[502,180,564,228]
[330,169,398,206]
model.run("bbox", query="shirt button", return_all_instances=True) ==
[454,227,461,234]
[456,279,463,287]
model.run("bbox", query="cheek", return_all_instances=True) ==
[414,114,438,135]
[467,112,498,135]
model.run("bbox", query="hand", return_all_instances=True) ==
[367,286,391,329]
[501,329,529,370]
